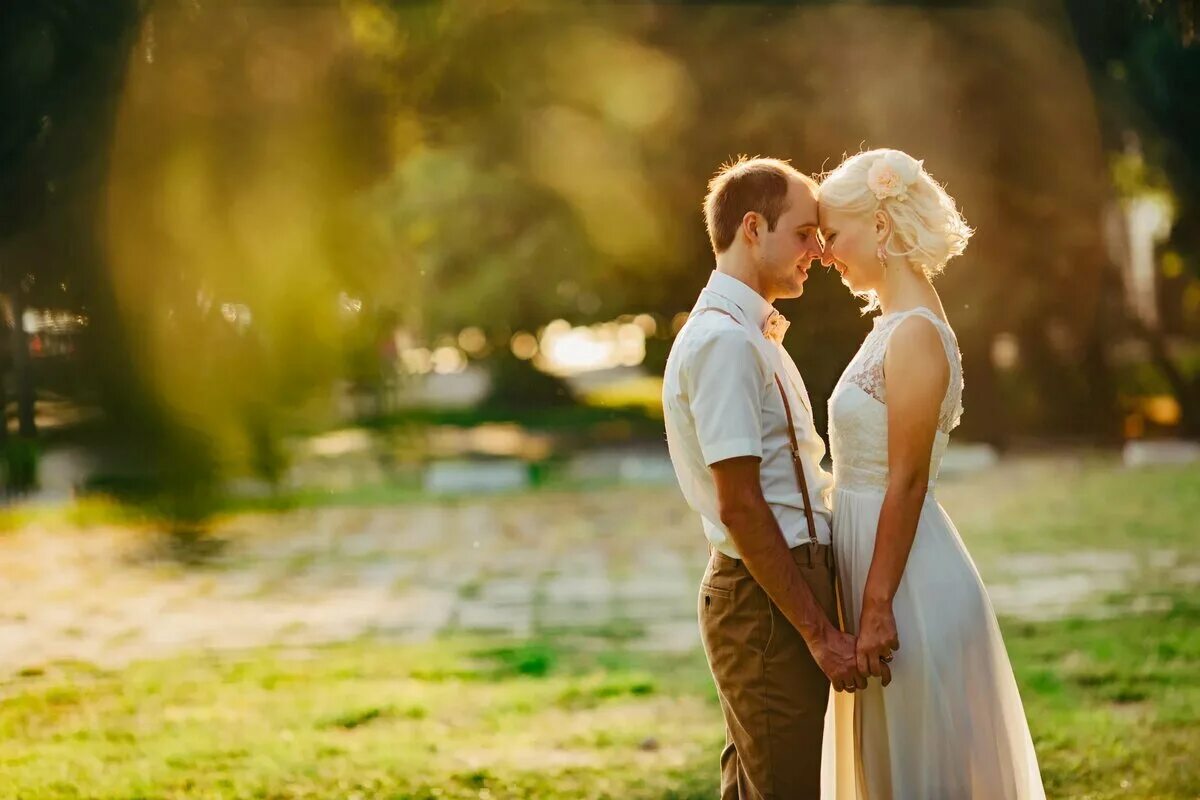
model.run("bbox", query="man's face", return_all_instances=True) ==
[756,179,823,301]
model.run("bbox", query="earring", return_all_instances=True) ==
[877,245,887,270]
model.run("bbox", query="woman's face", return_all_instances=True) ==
[818,204,885,295]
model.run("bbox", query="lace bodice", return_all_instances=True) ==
[828,307,964,493]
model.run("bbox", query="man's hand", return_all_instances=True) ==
[811,625,867,692]
[856,598,899,687]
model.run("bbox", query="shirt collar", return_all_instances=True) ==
[703,270,776,330]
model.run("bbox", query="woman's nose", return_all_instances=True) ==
[818,243,835,267]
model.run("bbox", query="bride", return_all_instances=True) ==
[816,149,1045,799]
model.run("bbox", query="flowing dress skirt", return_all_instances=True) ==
[820,487,1046,800]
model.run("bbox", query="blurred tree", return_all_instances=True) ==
[1067,0,1200,433]
[347,2,698,337]
[97,2,398,511]
[351,0,1136,443]
[0,0,1192,519]
[0,0,145,492]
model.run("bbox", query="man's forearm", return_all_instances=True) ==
[723,498,834,644]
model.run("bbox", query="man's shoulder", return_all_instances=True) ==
[682,305,754,343]
[673,310,766,376]
[671,314,745,359]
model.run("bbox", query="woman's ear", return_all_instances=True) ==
[874,210,891,242]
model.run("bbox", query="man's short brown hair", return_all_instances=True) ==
[703,156,815,254]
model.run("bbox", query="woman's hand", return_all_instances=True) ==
[857,597,899,686]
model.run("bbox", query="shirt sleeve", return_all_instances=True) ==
[685,328,766,466]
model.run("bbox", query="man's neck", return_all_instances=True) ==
[713,254,775,305]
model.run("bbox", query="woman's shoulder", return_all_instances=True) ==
[884,313,953,387]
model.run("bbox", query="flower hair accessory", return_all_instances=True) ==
[866,151,923,202]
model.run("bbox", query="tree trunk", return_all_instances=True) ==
[0,318,8,455]
[8,289,36,438]
[961,330,1009,450]
[0,290,8,449]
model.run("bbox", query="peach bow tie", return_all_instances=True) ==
[763,310,790,344]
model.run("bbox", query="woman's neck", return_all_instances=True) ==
[876,257,942,317]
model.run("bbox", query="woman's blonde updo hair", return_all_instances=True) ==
[819,148,973,280]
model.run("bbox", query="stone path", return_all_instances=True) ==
[0,460,1192,677]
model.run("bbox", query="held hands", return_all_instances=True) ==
[857,597,900,687]
[812,625,868,693]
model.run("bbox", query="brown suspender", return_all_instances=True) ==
[773,373,819,546]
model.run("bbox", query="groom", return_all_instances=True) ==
[663,157,865,798]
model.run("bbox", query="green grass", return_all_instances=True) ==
[1007,593,1200,799]
[12,453,1194,547]
[942,457,1200,555]
[360,404,661,434]
[0,637,719,799]
[2,595,1198,799]
[215,471,636,516]
[0,495,149,534]
[0,470,648,535]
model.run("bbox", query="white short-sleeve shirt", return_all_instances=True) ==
[662,271,833,557]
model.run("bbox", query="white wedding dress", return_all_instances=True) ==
[820,307,1045,800]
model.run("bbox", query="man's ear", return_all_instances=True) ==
[741,211,761,246]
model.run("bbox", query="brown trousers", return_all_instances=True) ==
[698,543,841,800]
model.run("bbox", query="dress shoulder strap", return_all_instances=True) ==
[878,308,958,370]
[878,307,964,433]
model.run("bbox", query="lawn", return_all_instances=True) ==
[0,457,1197,799]
[938,456,1200,556]
[1,597,1197,799]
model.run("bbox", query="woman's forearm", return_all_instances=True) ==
[862,475,928,607]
